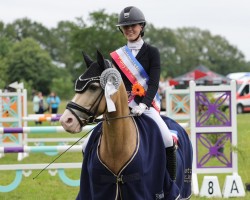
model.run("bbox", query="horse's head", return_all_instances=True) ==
[60,50,125,133]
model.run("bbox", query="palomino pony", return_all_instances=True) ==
[60,51,192,200]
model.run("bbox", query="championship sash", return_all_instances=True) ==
[110,46,161,112]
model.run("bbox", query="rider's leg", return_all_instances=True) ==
[165,141,177,181]
[144,108,176,181]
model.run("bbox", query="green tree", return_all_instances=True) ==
[0,58,8,88]
[1,14,249,91]
[3,18,51,43]
[70,10,125,80]
[145,26,249,78]
[0,24,13,88]
[50,21,78,75]
[3,18,59,61]
[50,76,74,100]
[5,38,58,94]
[0,37,12,57]
[145,24,178,77]
[172,27,248,76]
[0,21,13,58]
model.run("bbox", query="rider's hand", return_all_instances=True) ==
[131,103,148,116]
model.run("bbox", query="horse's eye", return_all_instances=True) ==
[88,83,99,91]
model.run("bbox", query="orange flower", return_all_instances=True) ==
[132,83,145,97]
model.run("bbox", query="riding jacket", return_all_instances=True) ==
[112,42,160,108]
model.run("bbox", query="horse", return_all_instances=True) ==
[60,50,193,200]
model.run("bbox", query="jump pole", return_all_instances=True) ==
[0,125,95,134]
[0,145,83,153]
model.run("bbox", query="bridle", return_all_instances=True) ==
[66,93,105,127]
[66,79,105,127]
[66,57,136,128]
[66,81,139,129]
[66,90,136,128]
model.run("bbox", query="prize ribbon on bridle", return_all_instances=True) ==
[100,68,122,112]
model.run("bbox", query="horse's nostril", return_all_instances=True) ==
[66,117,73,124]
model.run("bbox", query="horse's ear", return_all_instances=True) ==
[82,51,93,68]
[97,50,108,70]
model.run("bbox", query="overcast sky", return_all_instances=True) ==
[1,0,250,61]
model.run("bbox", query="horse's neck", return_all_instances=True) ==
[102,109,135,141]
[99,86,137,174]
[102,84,135,140]
[102,101,136,153]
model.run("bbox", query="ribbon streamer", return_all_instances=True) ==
[100,68,122,112]
[105,80,117,112]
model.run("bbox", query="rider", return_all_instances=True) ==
[110,6,177,181]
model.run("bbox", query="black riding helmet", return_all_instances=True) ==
[117,6,146,37]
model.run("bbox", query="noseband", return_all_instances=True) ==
[66,86,105,127]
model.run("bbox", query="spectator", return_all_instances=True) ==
[33,91,44,125]
[46,92,61,114]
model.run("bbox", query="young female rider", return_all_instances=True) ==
[110,6,177,181]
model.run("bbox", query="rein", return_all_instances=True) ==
[101,113,136,124]
[33,112,135,179]
[34,65,135,178]
[33,124,96,179]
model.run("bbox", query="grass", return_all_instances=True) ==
[0,101,82,199]
[0,101,250,199]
